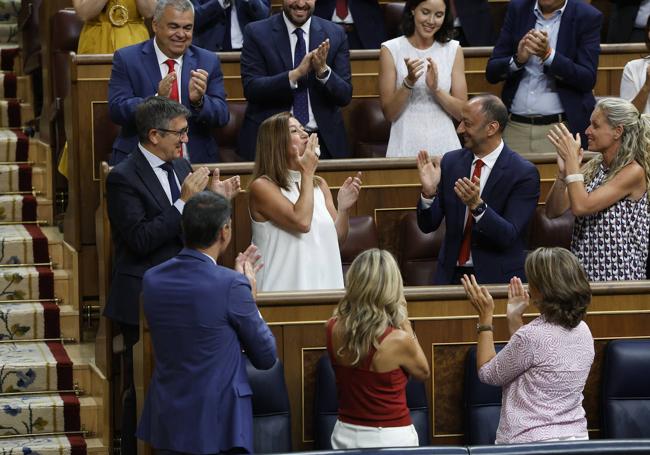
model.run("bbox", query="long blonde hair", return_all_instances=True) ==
[582,98,650,202]
[333,249,408,366]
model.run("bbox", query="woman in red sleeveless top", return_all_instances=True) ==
[326,249,430,449]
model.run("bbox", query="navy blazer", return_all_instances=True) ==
[137,248,277,454]
[312,0,386,49]
[455,0,495,46]
[108,39,230,164]
[104,147,191,326]
[485,0,602,146]
[190,0,270,51]
[417,145,540,285]
[239,14,352,160]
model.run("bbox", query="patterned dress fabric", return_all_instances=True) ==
[382,36,461,157]
[77,0,149,54]
[251,170,344,291]
[571,164,649,281]
[479,317,594,444]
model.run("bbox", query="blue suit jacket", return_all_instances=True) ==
[485,0,602,145]
[312,0,386,49]
[191,0,270,51]
[104,147,192,326]
[239,14,352,160]
[417,145,540,285]
[108,39,230,164]
[137,248,277,453]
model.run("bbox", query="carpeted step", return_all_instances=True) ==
[0,303,61,340]
[0,224,50,264]
[0,194,37,222]
[0,392,80,436]
[0,73,32,101]
[0,342,71,393]
[0,265,53,301]
[0,100,33,127]
[0,24,17,44]
[0,128,30,162]
[0,47,20,74]
[0,163,32,193]
[0,1,20,20]
[0,434,86,455]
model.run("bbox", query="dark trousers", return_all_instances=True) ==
[451,266,476,285]
[157,448,247,455]
[119,323,140,455]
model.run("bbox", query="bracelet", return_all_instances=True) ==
[402,78,414,90]
[564,173,585,184]
[542,47,552,62]
[477,324,493,333]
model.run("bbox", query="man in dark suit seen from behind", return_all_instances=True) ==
[108,0,230,164]
[239,0,353,160]
[105,96,240,455]
[416,94,540,285]
[190,0,270,51]
[137,190,277,454]
[313,0,386,49]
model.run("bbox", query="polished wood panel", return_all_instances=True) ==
[136,282,650,450]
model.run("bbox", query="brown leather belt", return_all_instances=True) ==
[334,23,355,33]
[510,113,565,125]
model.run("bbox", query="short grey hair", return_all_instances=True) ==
[153,0,194,22]
[471,94,509,132]
[135,96,191,144]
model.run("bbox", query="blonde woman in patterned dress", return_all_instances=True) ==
[462,247,594,444]
[545,98,650,281]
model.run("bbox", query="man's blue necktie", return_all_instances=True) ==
[159,162,180,203]
[293,28,309,126]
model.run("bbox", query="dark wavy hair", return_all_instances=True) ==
[401,0,454,43]
[525,247,591,330]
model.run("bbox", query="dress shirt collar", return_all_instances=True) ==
[533,0,567,19]
[200,251,217,265]
[282,12,311,37]
[153,37,184,68]
[473,140,504,170]
[138,142,166,169]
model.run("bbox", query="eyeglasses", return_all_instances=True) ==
[157,126,189,139]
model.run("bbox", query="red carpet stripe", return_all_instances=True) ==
[42,302,61,338]
[36,265,54,300]
[24,224,49,263]
[47,341,73,390]
[61,393,81,431]
[0,48,19,71]
[18,163,32,191]
[13,128,28,161]
[3,72,16,98]
[21,194,37,221]
[7,99,21,127]
[66,434,87,455]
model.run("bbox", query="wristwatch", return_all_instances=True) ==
[477,324,493,333]
[471,201,487,217]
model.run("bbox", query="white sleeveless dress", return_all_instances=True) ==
[251,170,344,292]
[382,36,462,157]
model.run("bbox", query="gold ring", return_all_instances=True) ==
[108,4,129,27]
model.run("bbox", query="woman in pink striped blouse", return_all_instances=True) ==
[461,247,594,444]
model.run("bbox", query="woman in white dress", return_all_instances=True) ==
[620,17,650,114]
[379,0,468,158]
[249,112,363,292]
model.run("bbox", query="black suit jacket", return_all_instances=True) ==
[313,0,386,49]
[104,147,192,326]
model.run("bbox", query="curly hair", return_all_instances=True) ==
[582,98,650,203]
[401,0,454,43]
[333,249,408,366]
[525,247,591,330]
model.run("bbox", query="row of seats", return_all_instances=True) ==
[342,207,575,287]
[248,340,650,453]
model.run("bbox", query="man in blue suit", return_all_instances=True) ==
[239,0,353,160]
[108,0,230,164]
[190,0,270,51]
[312,0,386,49]
[137,191,277,454]
[417,95,540,285]
[485,0,602,154]
[106,96,239,454]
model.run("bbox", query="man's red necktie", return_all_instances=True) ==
[164,59,180,102]
[335,0,348,19]
[457,159,484,266]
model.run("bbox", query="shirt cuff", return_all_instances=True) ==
[543,48,556,66]
[420,194,434,208]
[474,211,485,223]
[316,66,331,84]
[509,57,523,72]
[289,75,298,89]
[174,199,185,214]
[218,0,230,8]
